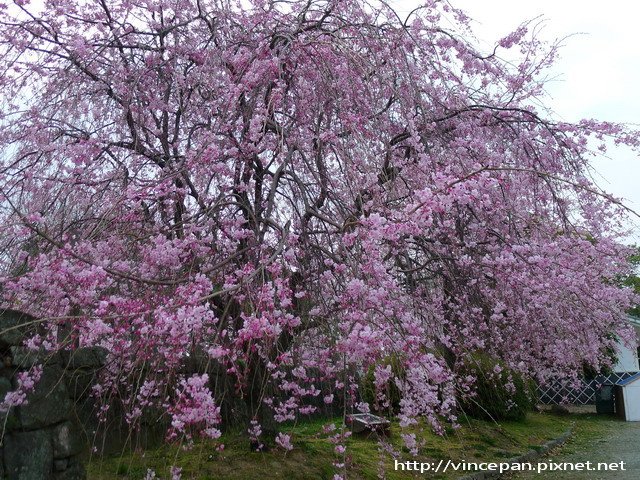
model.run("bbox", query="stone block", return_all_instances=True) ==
[53,458,86,480]
[60,347,107,369]
[0,376,13,401]
[10,347,60,368]
[52,421,85,459]
[54,458,68,472]
[0,309,34,348]
[17,365,72,429]
[65,369,98,400]
[4,429,53,479]
[0,375,20,432]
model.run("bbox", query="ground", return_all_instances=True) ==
[87,410,639,479]
[513,415,640,480]
[88,412,573,479]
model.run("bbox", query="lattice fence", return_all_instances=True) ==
[537,372,639,405]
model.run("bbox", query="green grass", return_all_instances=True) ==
[87,412,582,480]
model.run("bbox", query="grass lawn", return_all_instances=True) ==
[87,412,582,479]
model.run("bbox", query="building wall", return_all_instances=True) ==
[614,340,640,372]
[622,382,640,421]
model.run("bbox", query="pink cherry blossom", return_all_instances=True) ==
[0,0,636,473]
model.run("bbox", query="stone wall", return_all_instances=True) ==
[0,309,103,480]
[0,309,343,478]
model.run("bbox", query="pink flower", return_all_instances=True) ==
[167,375,221,441]
[275,433,293,451]
[170,466,182,480]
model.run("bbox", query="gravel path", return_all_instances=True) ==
[515,419,640,479]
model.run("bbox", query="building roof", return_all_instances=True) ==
[617,372,640,386]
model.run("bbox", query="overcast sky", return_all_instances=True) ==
[391,0,640,241]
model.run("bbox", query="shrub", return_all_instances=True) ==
[360,355,404,415]
[458,353,536,421]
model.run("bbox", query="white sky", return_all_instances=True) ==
[391,0,640,241]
